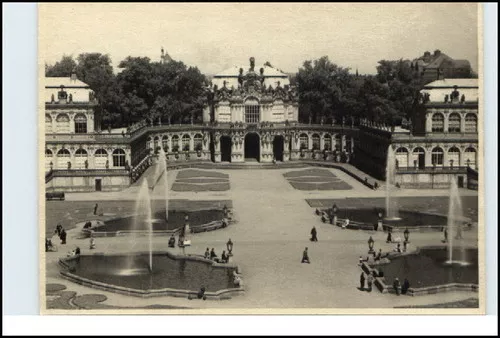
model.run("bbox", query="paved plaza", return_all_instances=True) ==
[44,165,479,310]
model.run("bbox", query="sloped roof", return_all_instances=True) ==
[45,77,89,88]
[421,79,478,102]
[214,65,288,77]
[424,78,478,88]
[452,59,471,68]
[425,53,454,69]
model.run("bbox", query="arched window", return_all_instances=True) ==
[464,147,477,169]
[45,149,53,171]
[395,147,409,168]
[147,137,153,151]
[57,149,71,169]
[299,133,309,150]
[154,136,160,150]
[194,134,203,151]
[244,98,260,123]
[431,113,444,132]
[334,134,342,151]
[56,114,70,133]
[448,113,461,133]
[448,147,460,167]
[171,135,179,151]
[94,148,108,169]
[162,136,169,151]
[45,114,52,133]
[75,148,88,169]
[412,147,425,168]
[74,114,87,134]
[312,134,320,150]
[323,134,332,151]
[182,134,191,151]
[112,149,126,167]
[431,147,444,166]
[465,114,477,133]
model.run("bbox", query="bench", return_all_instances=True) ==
[46,192,65,201]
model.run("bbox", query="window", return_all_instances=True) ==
[112,149,126,167]
[74,114,87,134]
[465,114,477,133]
[448,147,460,167]
[45,149,53,171]
[245,99,260,123]
[95,148,108,169]
[464,147,477,169]
[154,136,160,150]
[431,113,444,132]
[182,134,191,151]
[45,114,52,133]
[312,134,320,150]
[194,134,203,151]
[431,147,444,166]
[299,133,309,150]
[448,113,461,133]
[162,136,169,151]
[395,147,409,167]
[75,148,88,169]
[334,134,342,151]
[323,134,332,151]
[56,114,70,133]
[412,147,425,167]
[171,135,179,151]
[57,149,71,169]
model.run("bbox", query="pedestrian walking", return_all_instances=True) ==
[360,272,366,290]
[301,247,310,263]
[310,226,318,242]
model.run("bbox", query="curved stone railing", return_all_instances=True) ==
[360,246,478,296]
[59,251,244,299]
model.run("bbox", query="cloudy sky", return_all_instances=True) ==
[39,3,479,75]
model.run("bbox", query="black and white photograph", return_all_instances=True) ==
[35,3,488,315]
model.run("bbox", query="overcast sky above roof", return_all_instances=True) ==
[39,3,479,76]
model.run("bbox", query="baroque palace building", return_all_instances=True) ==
[44,56,478,192]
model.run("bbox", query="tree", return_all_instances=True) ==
[45,55,77,77]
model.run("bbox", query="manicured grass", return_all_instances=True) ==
[284,168,336,178]
[289,182,353,190]
[173,169,230,192]
[175,178,230,184]
[176,169,229,179]
[284,168,353,191]
[171,183,230,192]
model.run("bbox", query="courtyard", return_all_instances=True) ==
[44,165,479,310]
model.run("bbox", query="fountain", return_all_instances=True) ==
[445,177,469,266]
[385,145,400,221]
[154,148,169,221]
[127,180,153,273]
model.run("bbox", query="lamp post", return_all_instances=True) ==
[368,236,375,254]
[404,228,410,243]
[226,238,234,257]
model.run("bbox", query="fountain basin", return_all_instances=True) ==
[82,209,226,237]
[364,246,478,296]
[59,251,244,299]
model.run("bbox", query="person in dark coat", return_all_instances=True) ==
[75,247,81,255]
[401,278,410,295]
[360,272,366,290]
[301,247,310,263]
[221,250,228,263]
[375,249,382,261]
[197,287,206,300]
[60,228,67,244]
[168,234,176,248]
[204,248,210,259]
[93,203,98,215]
[210,248,217,260]
[386,230,393,243]
[310,227,318,242]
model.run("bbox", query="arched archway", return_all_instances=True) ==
[220,136,232,162]
[244,133,260,161]
[273,135,284,161]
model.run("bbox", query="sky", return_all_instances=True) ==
[39,3,480,75]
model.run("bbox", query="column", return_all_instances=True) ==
[320,135,325,150]
[443,113,449,133]
[69,114,75,133]
[425,112,432,133]
[341,135,346,152]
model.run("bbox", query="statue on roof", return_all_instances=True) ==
[58,85,68,100]
[249,57,255,72]
[238,68,244,87]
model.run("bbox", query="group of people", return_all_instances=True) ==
[204,247,229,263]
[360,272,410,295]
[55,224,67,245]
[359,272,375,292]
[67,246,81,258]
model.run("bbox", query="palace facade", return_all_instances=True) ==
[44,57,479,192]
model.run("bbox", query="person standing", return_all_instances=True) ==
[393,278,401,295]
[93,203,98,215]
[401,278,410,295]
[386,230,393,243]
[301,247,310,263]
[60,228,67,245]
[204,248,210,259]
[360,272,366,290]
[310,226,318,242]
[367,273,374,292]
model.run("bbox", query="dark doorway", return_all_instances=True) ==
[273,135,284,161]
[244,133,260,161]
[418,154,425,169]
[457,176,464,188]
[210,136,215,162]
[220,136,232,162]
[95,179,102,192]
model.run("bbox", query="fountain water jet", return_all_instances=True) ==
[385,145,400,220]
[153,148,169,221]
[127,180,153,272]
[445,177,469,266]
